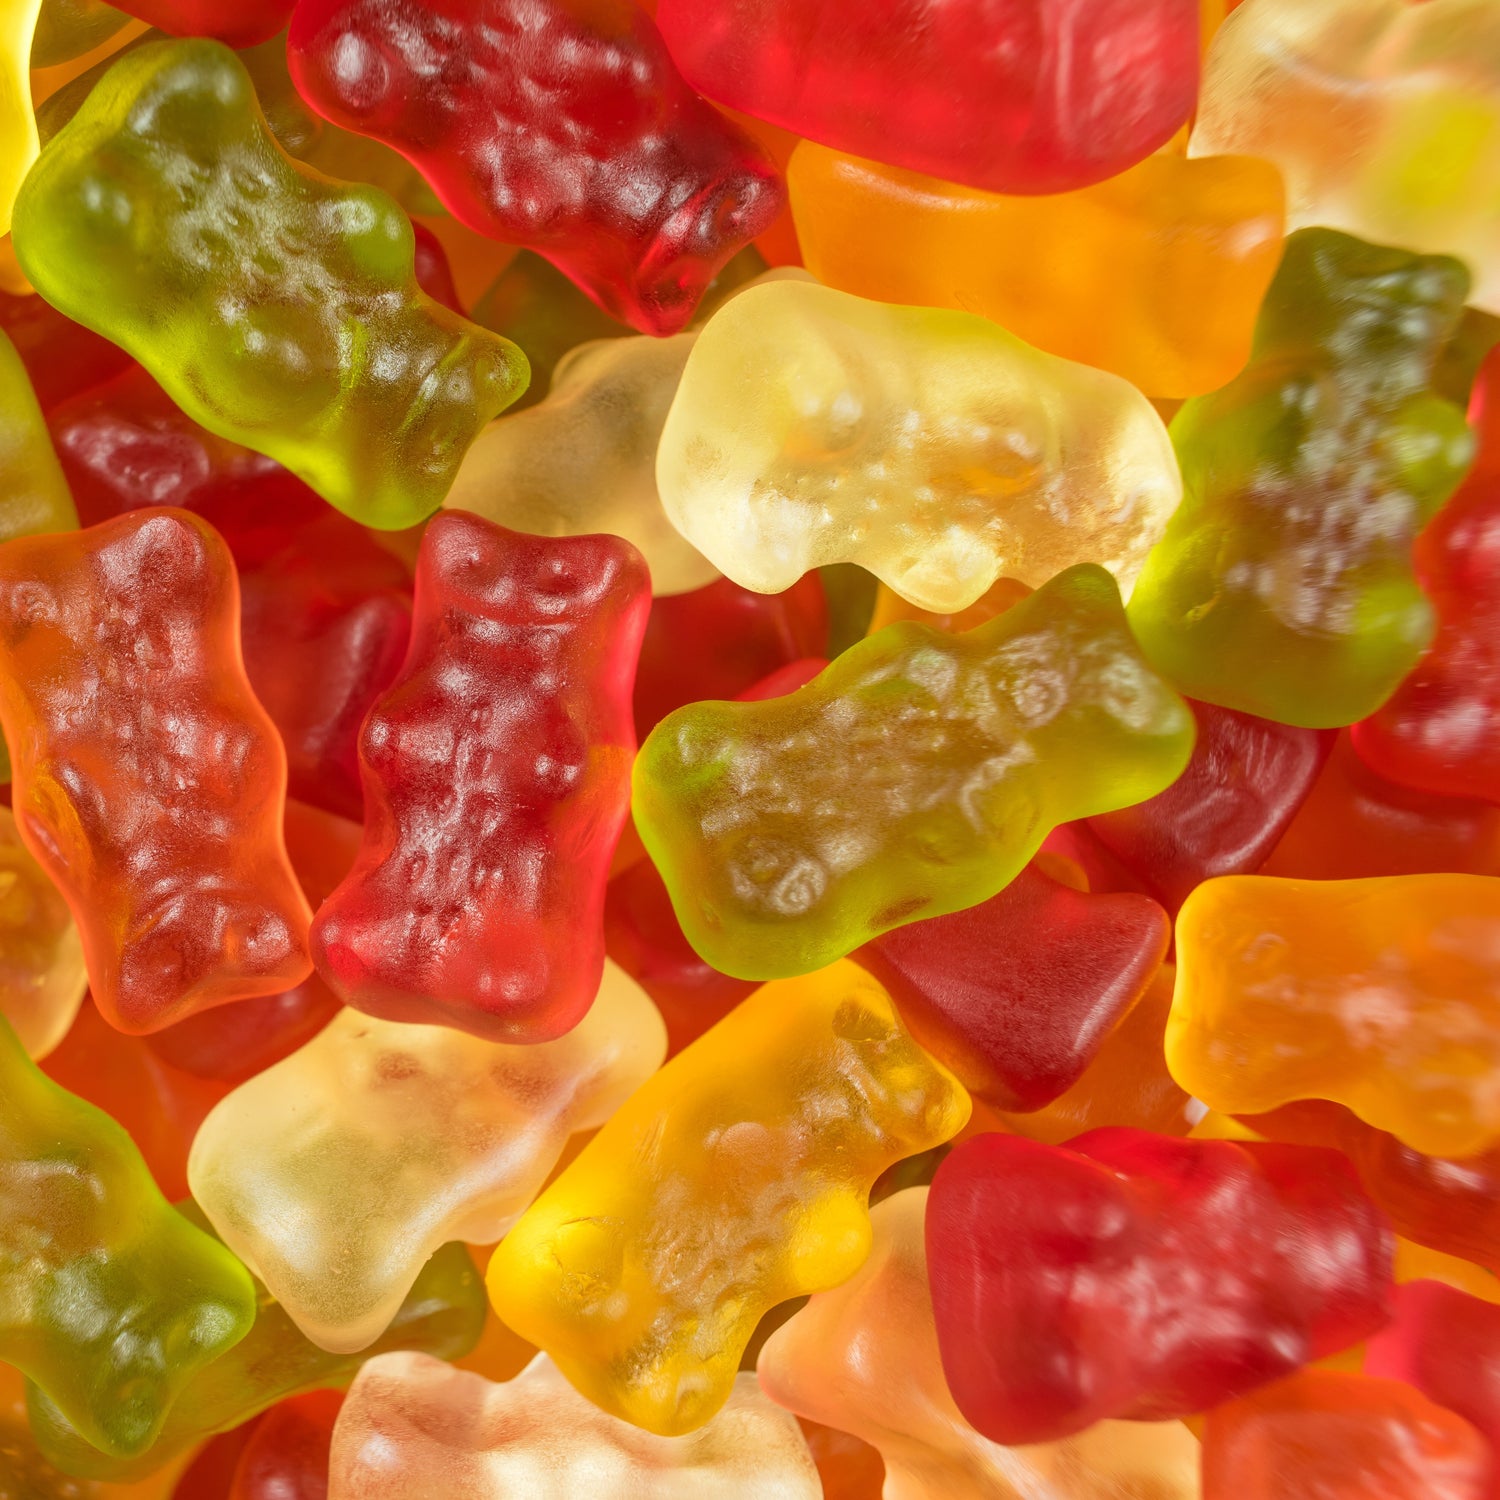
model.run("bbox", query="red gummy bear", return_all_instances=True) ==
[311,510,650,1041]
[0,509,313,1033]
[112,0,295,48]
[655,0,1200,195]
[287,0,784,334]
[1353,345,1500,806]
[856,861,1169,1111]
[230,1390,344,1500]
[926,1130,1394,1445]
[1366,1280,1500,1500]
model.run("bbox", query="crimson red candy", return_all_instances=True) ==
[311,511,650,1042]
[410,221,465,316]
[1366,1280,1500,1497]
[111,0,294,47]
[229,1390,343,1500]
[655,0,1200,195]
[632,573,827,740]
[1084,701,1333,910]
[1353,345,1500,806]
[0,288,132,412]
[856,861,1169,1111]
[926,1130,1395,1445]
[1240,1100,1500,1270]
[286,0,785,334]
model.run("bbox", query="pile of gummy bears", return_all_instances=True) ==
[0,0,1497,1495]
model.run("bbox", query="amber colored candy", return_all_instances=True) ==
[790,141,1284,398]
[0,509,312,1033]
[1201,1370,1489,1500]
[866,578,1032,638]
[1170,874,1500,1158]
[487,961,970,1436]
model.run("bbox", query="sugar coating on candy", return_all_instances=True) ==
[1128,227,1475,728]
[486,960,970,1437]
[188,962,665,1355]
[634,564,1195,982]
[1169,873,1500,1159]
[26,1235,486,1482]
[759,1189,1203,1500]
[655,0,1201,195]
[13,38,528,531]
[446,333,717,598]
[0,1017,256,1461]
[789,141,1286,399]
[926,1130,1393,1444]
[0,508,313,1034]
[329,1352,821,1498]
[657,279,1183,614]
[287,0,784,335]
[311,510,650,1042]
[1192,0,1500,315]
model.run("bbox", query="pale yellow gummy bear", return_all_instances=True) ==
[444,333,717,597]
[1191,0,1500,313]
[655,279,1182,613]
[328,1351,821,1500]
[758,1188,1202,1500]
[188,960,666,1355]
[0,805,86,1060]
[0,1,40,236]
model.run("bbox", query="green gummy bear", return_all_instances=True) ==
[633,563,1195,981]
[13,37,528,531]
[0,1018,256,1460]
[27,1233,487,1480]
[1127,227,1476,728]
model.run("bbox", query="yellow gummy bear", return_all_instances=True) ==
[1191,0,1500,314]
[0,0,39,236]
[486,961,970,1437]
[655,279,1182,614]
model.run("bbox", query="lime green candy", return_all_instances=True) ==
[13,38,528,530]
[633,564,1196,981]
[1127,227,1476,728]
[0,1017,256,1459]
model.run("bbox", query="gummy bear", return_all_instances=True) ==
[789,141,1284,399]
[189,963,665,1354]
[655,0,1201,196]
[14,38,528,531]
[487,960,970,1436]
[1127,227,1475,727]
[286,0,784,335]
[0,1017,256,1459]
[311,511,650,1041]
[110,0,293,47]
[633,564,1194,981]
[0,326,78,545]
[1169,873,1500,1158]
[330,1352,822,1499]
[0,508,313,1033]
[927,1130,1392,1443]
[657,278,1182,613]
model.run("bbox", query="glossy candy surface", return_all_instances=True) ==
[329,1352,821,1498]
[1128,227,1475,727]
[634,564,1194,980]
[14,39,528,530]
[1170,874,1500,1157]
[926,1130,1393,1443]
[789,141,1284,398]
[189,963,665,1354]
[0,1018,256,1460]
[655,0,1201,195]
[287,0,784,335]
[758,1188,1204,1500]
[0,509,312,1033]
[658,279,1182,613]
[312,511,650,1041]
[486,960,970,1436]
